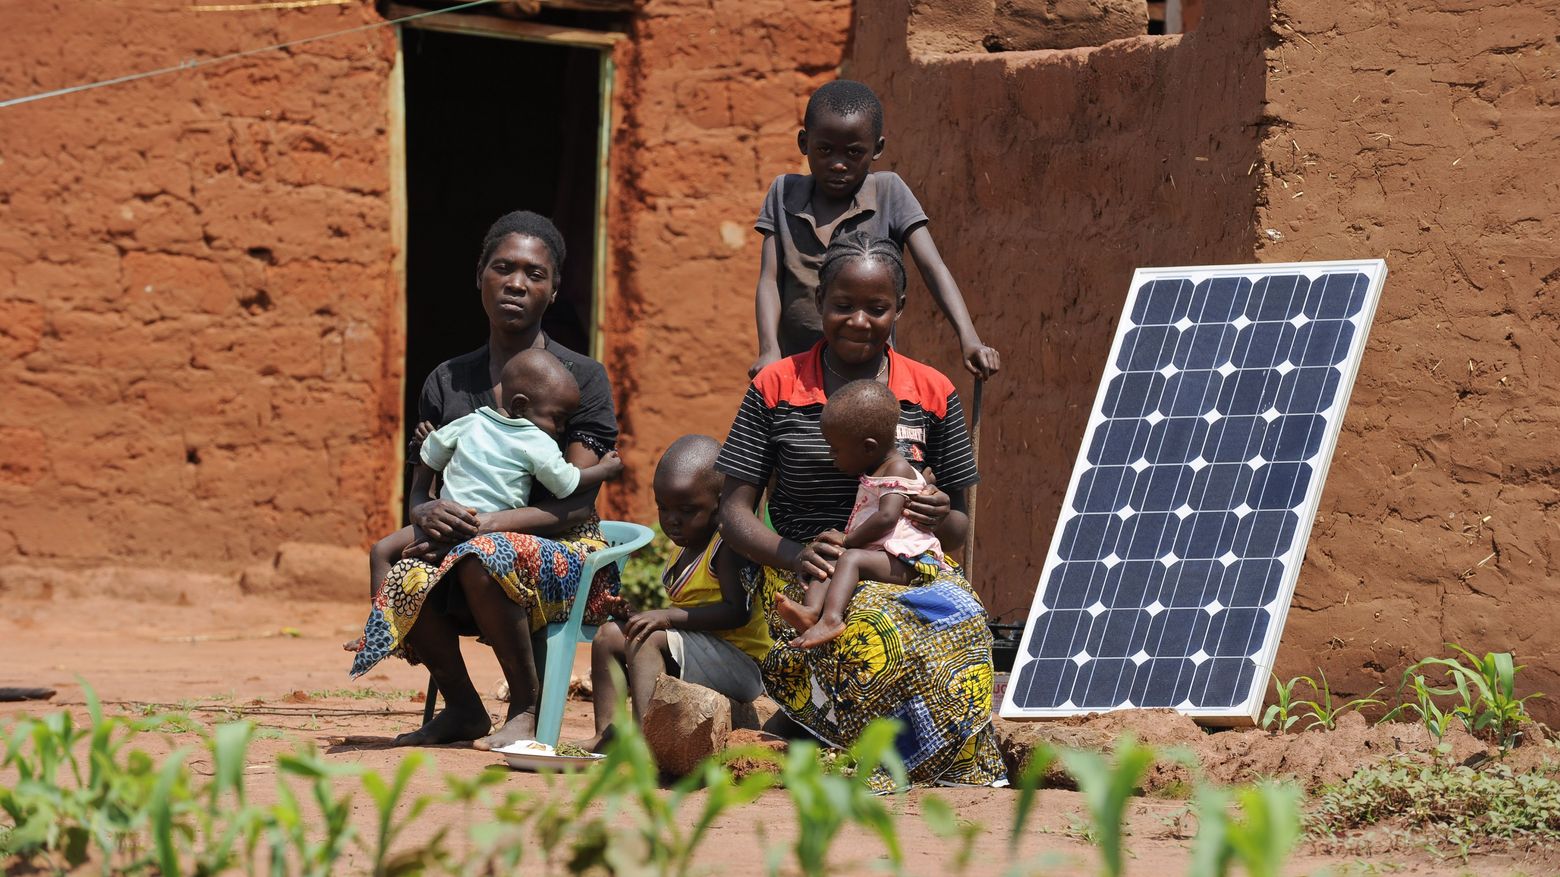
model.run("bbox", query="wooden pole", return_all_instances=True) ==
[965,378,984,584]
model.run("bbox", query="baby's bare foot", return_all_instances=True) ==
[775,594,820,636]
[790,615,846,649]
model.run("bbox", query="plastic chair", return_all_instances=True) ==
[420,521,655,747]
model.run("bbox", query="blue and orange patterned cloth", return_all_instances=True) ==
[346,521,618,678]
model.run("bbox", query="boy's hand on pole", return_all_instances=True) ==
[961,342,1001,379]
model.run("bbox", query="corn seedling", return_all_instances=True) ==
[1380,673,1459,755]
[780,719,908,877]
[1009,740,1057,850]
[1410,645,1542,752]
[1189,781,1302,877]
[2,678,1318,877]
[1261,674,1314,734]
[1296,669,1384,731]
[1058,737,1158,877]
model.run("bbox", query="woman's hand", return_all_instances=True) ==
[795,529,846,581]
[624,609,677,642]
[410,499,480,542]
[904,471,952,530]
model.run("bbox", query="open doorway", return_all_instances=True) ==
[400,25,605,465]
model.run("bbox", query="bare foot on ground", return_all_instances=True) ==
[774,594,819,636]
[473,709,537,751]
[391,706,491,747]
[791,615,845,648]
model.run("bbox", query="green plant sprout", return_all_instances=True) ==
[1380,673,1458,754]
[1296,669,1385,731]
[1058,737,1158,877]
[1189,781,1302,877]
[1261,673,1314,733]
[1408,645,1542,753]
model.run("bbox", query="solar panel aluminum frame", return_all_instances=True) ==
[1000,259,1389,725]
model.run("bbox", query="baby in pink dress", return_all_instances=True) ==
[776,380,947,648]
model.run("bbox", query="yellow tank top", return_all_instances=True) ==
[663,533,772,662]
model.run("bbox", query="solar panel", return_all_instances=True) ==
[1000,260,1388,724]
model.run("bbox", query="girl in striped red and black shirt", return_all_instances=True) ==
[715,230,1005,791]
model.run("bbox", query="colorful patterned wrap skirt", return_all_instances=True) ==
[347,519,620,678]
[745,562,1006,791]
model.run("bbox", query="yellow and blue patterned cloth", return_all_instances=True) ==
[746,562,1006,792]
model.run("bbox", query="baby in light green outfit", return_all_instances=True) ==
[369,348,623,593]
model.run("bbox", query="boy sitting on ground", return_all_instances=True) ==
[776,380,948,647]
[583,435,771,751]
[368,348,623,593]
[748,78,1001,379]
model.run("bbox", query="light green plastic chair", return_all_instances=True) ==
[419,520,655,748]
[534,520,654,746]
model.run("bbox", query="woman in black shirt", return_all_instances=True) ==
[348,211,619,751]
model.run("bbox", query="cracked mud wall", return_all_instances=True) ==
[605,0,852,512]
[861,0,1560,718]
[850,3,1269,623]
[1257,0,1560,711]
[0,2,404,572]
[0,0,852,583]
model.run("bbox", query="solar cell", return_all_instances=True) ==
[1000,260,1388,724]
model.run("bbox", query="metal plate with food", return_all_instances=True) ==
[491,740,605,771]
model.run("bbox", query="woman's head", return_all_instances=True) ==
[816,230,906,364]
[476,211,568,335]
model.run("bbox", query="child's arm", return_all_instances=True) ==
[531,442,624,500]
[843,492,909,549]
[904,225,1002,379]
[843,456,923,548]
[750,233,783,379]
[622,542,749,640]
[573,449,625,491]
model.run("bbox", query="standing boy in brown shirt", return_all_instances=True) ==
[749,79,1001,379]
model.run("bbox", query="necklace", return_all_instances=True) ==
[823,348,887,382]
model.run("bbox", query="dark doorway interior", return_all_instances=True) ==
[401,26,602,458]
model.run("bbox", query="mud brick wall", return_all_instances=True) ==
[856,0,1560,718]
[850,3,1269,623]
[605,0,852,509]
[1256,0,1560,708]
[0,2,404,569]
[0,0,853,579]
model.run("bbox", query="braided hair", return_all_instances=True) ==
[804,80,885,139]
[476,210,567,282]
[817,229,908,303]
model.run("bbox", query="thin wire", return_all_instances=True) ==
[192,0,357,11]
[0,0,498,110]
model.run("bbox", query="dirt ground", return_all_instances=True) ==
[4,593,1559,876]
